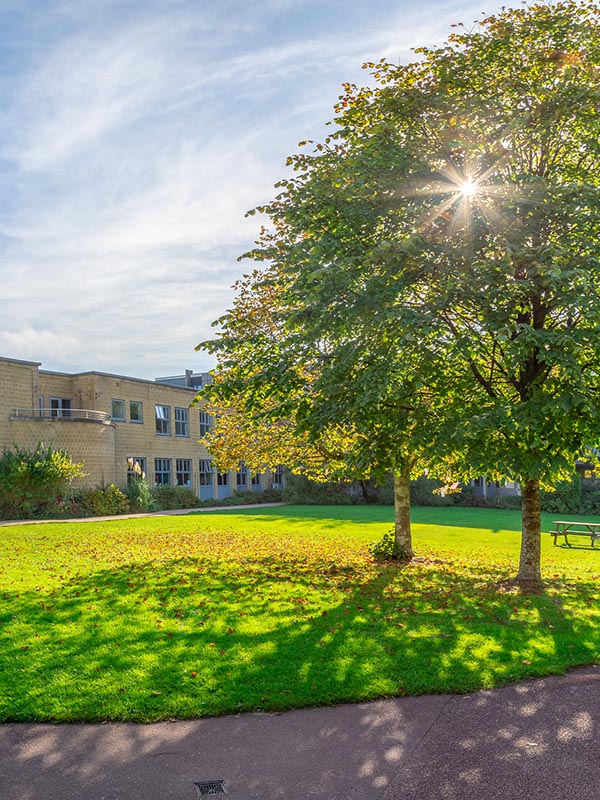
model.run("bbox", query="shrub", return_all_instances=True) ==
[498,494,522,510]
[82,484,130,516]
[373,474,394,505]
[580,490,600,515]
[370,530,404,560]
[125,460,156,512]
[410,475,455,507]
[540,475,582,514]
[282,473,356,505]
[0,443,85,520]
[196,488,283,507]
[256,487,284,503]
[152,485,200,510]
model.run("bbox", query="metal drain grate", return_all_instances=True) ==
[194,781,228,796]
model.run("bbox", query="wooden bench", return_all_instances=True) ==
[550,520,600,547]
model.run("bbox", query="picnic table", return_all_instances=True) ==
[551,520,600,547]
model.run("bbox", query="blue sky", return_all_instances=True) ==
[1,0,487,378]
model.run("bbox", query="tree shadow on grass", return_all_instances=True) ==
[1,666,599,800]
[0,551,599,800]
[1,552,598,726]
[217,504,529,534]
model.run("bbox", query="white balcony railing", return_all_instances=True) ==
[12,408,112,423]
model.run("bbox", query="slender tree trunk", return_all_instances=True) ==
[516,478,542,589]
[393,469,413,560]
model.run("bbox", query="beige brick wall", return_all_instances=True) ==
[0,358,40,451]
[6,417,117,488]
[37,372,78,409]
[40,370,216,494]
[1,359,278,498]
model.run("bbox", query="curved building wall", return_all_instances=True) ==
[7,418,117,488]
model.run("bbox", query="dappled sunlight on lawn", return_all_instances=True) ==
[1,508,599,721]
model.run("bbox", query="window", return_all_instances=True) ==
[199,459,213,486]
[199,411,212,437]
[127,457,146,483]
[176,458,192,487]
[129,401,143,423]
[50,397,71,418]
[175,407,189,437]
[217,471,229,486]
[272,465,285,487]
[251,472,262,487]
[154,458,172,485]
[111,399,125,421]
[155,404,171,435]
[236,462,248,488]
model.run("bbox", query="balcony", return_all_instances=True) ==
[11,408,112,424]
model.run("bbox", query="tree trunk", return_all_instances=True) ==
[393,470,413,560]
[516,478,542,589]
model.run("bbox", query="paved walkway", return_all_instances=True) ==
[1,666,598,800]
[0,502,286,527]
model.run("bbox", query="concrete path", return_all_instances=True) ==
[1,665,598,800]
[0,503,286,527]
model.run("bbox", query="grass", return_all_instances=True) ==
[0,504,598,722]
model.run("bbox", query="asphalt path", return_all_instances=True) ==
[1,665,598,800]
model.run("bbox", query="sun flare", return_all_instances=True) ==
[459,178,478,197]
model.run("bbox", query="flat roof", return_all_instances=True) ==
[0,355,41,367]
[39,369,197,392]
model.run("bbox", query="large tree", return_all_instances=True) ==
[199,266,446,559]
[201,2,600,587]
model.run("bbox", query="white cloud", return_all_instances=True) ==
[0,0,491,377]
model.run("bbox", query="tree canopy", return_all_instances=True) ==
[199,1,600,587]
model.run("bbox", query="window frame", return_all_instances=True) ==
[199,459,213,487]
[111,399,126,421]
[217,471,229,486]
[127,457,147,484]
[155,404,171,435]
[175,407,189,437]
[176,458,192,487]
[154,458,172,486]
[272,464,285,487]
[50,397,72,418]
[199,411,212,437]
[129,400,143,424]
[236,462,248,488]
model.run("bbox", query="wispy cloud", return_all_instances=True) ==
[0,0,489,377]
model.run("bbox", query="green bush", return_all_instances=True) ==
[125,466,156,512]
[282,473,356,505]
[370,530,404,560]
[0,443,85,520]
[580,490,600,515]
[82,484,130,516]
[373,474,394,505]
[152,485,200,510]
[410,475,455,507]
[196,488,283,507]
[498,494,522,509]
[540,475,582,514]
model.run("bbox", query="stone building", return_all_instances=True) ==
[0,355,282,499]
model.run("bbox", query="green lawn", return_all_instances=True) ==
[1,505,598,722]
